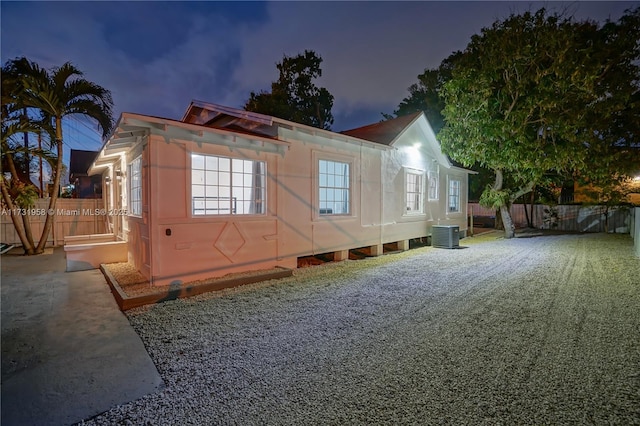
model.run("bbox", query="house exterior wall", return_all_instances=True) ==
[278,128,373,258]
[127,140,150,280]
[145,134,282,286]
[379,141,468,244]
[136,127,469,286]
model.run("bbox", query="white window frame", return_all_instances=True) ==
[428,170,439,200]
[448,178,461,213]
[317,157,352,217]
[404,168,424,215]
[128,155,142,217]
[191,153,266,216]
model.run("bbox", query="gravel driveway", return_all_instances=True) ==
[87,232,640,425]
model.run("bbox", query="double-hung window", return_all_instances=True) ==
[448,178,461,213]
[318,159,350,215]
[405,170,424,214]
[191,153,266,215]
[128,156,142,216]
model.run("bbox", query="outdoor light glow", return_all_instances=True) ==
[633,175,640,182]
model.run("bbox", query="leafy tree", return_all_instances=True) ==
[391,52,462,133]
[245,50,334,130]
[438,8,640,238]
[1,57,113,254]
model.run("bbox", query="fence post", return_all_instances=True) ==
[635,207,640,257]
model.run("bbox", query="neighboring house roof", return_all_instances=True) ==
[183,100,279,139]
[181,100,395,151]
[340,112,423,146]
[69,149,99,179]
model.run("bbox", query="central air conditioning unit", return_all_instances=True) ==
[431,225,460,249]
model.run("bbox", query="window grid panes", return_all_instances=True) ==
[406,171,423,213]
[448,179,461,213]
[129,156,142,216]
[191,154,266,215]
[319,159,350,215]
[428,171,438,200]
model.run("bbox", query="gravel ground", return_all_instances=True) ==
[85,233,640,425]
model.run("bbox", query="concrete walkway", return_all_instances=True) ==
[1,248,163,425]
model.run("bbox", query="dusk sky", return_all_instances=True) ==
[2,1,637,156]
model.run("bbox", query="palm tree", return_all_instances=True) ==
[1,57,113,254]
[1,59,49,254]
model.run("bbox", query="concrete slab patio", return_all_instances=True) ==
[1,248,163,426]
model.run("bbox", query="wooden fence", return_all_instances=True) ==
[1,199,106,247]
[469,203,633,234]
[633,208,639,256]
[3,199,635,248]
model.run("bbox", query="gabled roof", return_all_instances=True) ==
[342,112,458,169]
[91,102,473,175]
[340,112,423,146]
[69,149,99,178]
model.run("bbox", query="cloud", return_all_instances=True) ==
[228,1,634,128]
[2,0,634,134]
[1,2,258,120]
[229,2,515,119]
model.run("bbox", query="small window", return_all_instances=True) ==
[191,153,266,215]
[428,171,438,200]
[405,170,424,214]
[128,156,142,216]
[318,159,350,215]
[448,179,461,213]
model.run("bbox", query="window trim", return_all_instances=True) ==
[128,155,142,217]
[428,170,439,201]
[313,152,355,220]
[190,152,267,217]
[447,177,461,213]
[404,168,425,216]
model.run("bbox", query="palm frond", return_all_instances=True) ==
[1,120,45,146]
[65,98,114,138]
[53,62,83,90]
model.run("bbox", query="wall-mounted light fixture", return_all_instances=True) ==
[116,170,123,180]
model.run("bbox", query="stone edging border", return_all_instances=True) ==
[99,265,293,311]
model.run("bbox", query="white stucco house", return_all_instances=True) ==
[66,101,473,286]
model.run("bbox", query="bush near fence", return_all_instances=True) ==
[1,199,106,247]
[469,203,633,234]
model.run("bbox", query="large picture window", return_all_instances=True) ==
[128,156,142,216]
[448,178,461,213]
[191,153,266,215]
[405,170,423,214]
[318,159,350,215]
